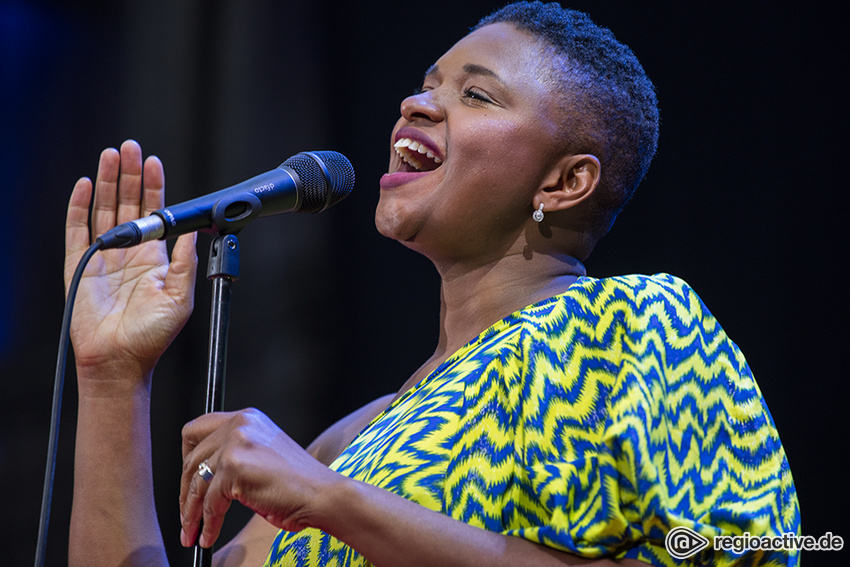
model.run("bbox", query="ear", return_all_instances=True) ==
[534,154,600,213]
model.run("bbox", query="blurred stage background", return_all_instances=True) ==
[1,1,846,565]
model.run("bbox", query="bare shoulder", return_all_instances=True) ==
[306,393,396,466]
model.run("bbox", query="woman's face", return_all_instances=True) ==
[376,23,568,266]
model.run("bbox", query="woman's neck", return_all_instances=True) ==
[437,251,585,354]
[395,251,585,398]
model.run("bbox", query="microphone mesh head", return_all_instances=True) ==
[283,151,355,213]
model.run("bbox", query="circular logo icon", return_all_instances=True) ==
[665,526,710,559]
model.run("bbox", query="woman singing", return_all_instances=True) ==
[65,3,799,566]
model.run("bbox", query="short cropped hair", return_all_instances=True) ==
[475,2,660,238]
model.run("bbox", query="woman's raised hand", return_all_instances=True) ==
[65,139,198,386]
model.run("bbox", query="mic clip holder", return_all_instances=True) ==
[207,233,241,282]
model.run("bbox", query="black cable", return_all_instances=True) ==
[35,240,103,567]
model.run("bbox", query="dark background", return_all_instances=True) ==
[1,1,846,565]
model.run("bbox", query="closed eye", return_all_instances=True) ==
[463,88,493,104]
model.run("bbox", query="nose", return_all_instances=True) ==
[400,90,445,123]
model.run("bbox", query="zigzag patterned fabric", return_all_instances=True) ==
[265,274,799,566]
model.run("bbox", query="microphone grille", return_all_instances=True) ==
[284,151,355,214]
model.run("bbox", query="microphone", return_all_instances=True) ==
[96,150,354,250]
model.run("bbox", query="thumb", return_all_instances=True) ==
[165,232,199,306]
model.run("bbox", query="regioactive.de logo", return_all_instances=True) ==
[664,526,844,559]
[665,526,711,559]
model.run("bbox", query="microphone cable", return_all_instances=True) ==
[35,240,103,567]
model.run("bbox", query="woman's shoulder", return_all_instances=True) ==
[508,273,717,365]
[515,273,699,328]
[571,273,696,301]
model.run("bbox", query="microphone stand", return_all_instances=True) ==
[194,233,240,567]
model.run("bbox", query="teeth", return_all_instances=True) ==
[427,151,442,164]
[393,137,443,170]
[399,151,424,170]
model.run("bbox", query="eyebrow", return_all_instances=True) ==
[423,63,503,83]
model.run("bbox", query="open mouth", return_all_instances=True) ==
[394,138,443,172]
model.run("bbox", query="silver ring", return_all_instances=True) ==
[198,460,214,483]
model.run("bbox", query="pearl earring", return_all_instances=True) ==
[532,203,544,223]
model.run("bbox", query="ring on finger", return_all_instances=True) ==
[198,460,214,483]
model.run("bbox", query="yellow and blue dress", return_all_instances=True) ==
[265,274,799,566]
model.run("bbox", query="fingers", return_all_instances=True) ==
[179,456,225,548]
[181,412,235,460]
[179,413,226,548]
[115,141,145,226]
[179,460,208,546]
[66,176,94,257]
[179,412,236,518]
[142,155,166,216]
[88,140,162,239]
[166,232,199,307]
[179,409,279,548]
[199,473,233,548]
[90,146,122,239]
[180,464,232,548]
